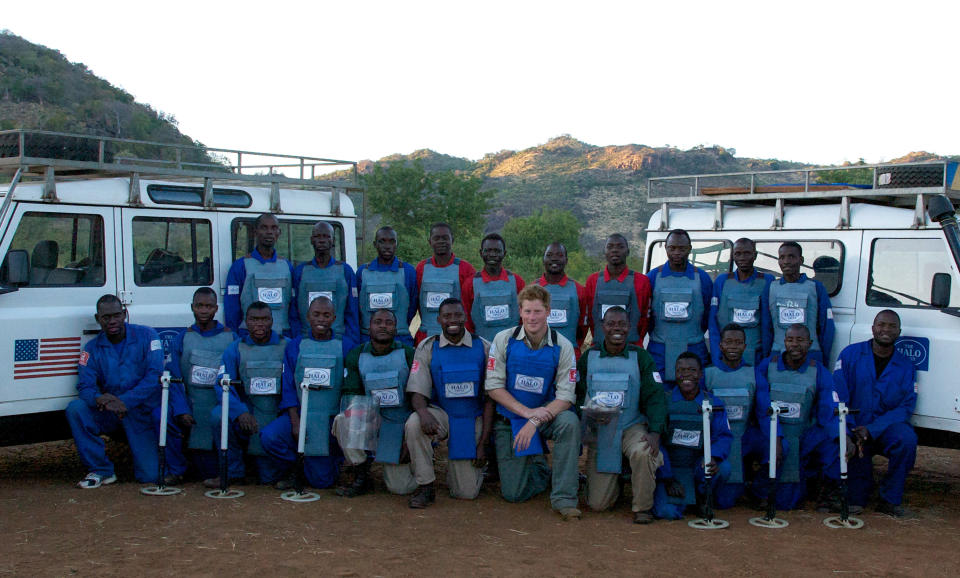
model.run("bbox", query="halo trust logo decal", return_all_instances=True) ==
[895,336,929,371]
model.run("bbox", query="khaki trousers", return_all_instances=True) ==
[586,423,663,513]
[405,408,484,499]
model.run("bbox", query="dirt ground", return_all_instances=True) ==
[1,440,959,577]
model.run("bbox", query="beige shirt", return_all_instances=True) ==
[407,332,491,398]
[484,325,577,404]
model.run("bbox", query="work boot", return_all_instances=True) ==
[408,484,436,509]
[633,509,655,525]
[203,476,244,489]
[336,459,373,498]
[274,472,298,491]
[876,500,908,518]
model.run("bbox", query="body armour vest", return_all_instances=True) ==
[592,271,640,345]
[651,268,705,381]
[667,393,706,506]
[419,260,462,337]
[500,328,560,457]
[717,273,767,365]
[180,328,235,450]
[297,261,347,338]
[429,336,485,460]
[238,337,287,456]
[359,267,410,337]
[542,280,579,347]
[705,364,755,484]
[769,278,821,354]
[294,337,344,456]
[765,355,818,483]
[358,346,411,464]
[240,257,292,332]
[470,273,519,343]
[585,347,646,474]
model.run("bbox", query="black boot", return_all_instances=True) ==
[408,483,436,509]
[337,458,373,498]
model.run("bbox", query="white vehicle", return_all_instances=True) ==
[644,162,960,441]
[0,131,363,444]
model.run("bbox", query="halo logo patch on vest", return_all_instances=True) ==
[371,388,401,407]
[444,381,475,398]
[250,377,278,395]
[308,291,334,305]
[426,292,450,309]
[304,368,331,387]
[600,304,618,319]
[594,391,625,408]
[258,288,283,304]
[672,429,701,447]
[484,304,509,322]
[779,401,801,419]
[711,296,718,306]
[548,309,568,325]
[778,305,805,324]
[733,309,756,324]
[228,285,240,295]
[726,405,744,421]
[191,365,218,385]
[515,374,545,394]
[664,302,690,319]
[369,292,393,309]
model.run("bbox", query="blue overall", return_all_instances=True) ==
[705,362,758,508]
[498,329,561,456]
[66,323,164,482]
[542,279,579,347]
[591,271,640,345]
[648,263,710,382]
[834,340,917,506]
[292,257,357,345]
[470,273,520,343]
[259,336,347,489]
[430,336,485,459]
[664,388,732,508]
[768,275,835,362]
[359,267,411,339]
[358,347,412,464]
[585,348,645,474]
[224,248,294,335]
[419,259,463,338]
[709,270,773,366]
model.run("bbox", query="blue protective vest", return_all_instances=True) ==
[358,347,411,464]
[666,393,705,506]
[240,256,292,332]
[429,336,485,460]
[591,272,640,344]
[585,348,645,474]
[238,337,287,456]
[470,273,519,343]
[499,327,560,456]
[180,329,236,450]
[651,269,705,382]
[717,274,766,366]
[297,261,347,338]
[542,280,579,347]
[705,364,755,484]
[359,267,410,337]
[294,337,343,456]
[765,355,818,483]
[419,260,462,337]
[769,279,821,354]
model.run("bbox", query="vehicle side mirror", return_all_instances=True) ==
[931,272,951,308]
[4,250,29,286]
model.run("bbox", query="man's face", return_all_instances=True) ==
[255,216,281,251]
[429,226,453,258]
[369,311,397,344]
[604,236,629,267]
[311,223,334,256]
[675,358,702,398]
[519,298,549,336]
[778,246,803,278]
[191,293,218,325]
[480,239,505,269]
[543,243,567,276]
[438,303,466,341]
[665,233,691,268]
[96,301,126,337]
[872,312,901,347]
[602,311,629,349]
[783,326,812,363]
[307,300,336,337]
[374,229,397,262]
[732,241,757,272]
[719,330,746,364]
[246,307,274,341]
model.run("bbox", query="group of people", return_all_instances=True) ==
[65,215,918,523]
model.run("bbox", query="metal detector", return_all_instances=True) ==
[205,374,245,499]
[689,398,729,530]
[823,402,864,529]
[281,379,321,503]
[141,371,184,496]
[749,402,789,528]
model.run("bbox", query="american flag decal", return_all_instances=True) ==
[14,337,82,380]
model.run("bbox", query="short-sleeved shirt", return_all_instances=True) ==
[484,325,577,404]
[407,332,491,398]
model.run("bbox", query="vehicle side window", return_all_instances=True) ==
[0,212,105,287]
[132,217,213,286]
[755,240,844,296]
[647,240,731,280]
[868,238,959,308]
[232,219,344,265]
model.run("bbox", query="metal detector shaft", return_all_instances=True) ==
[156,371,172,489]
[767,402,781,521]
[219,374,232,493]
[701,399,714,522]
[294,380,310,494]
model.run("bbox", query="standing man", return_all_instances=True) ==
[415,222,476,344]
[833,310,917,517]
[577,306,666,524]
[206,301,287,487]
[66,295,164,488]
[356,226,418,347]
[261,297,349,490]
[585,234,651,348]
[335,309,417,497]
[166,287,237,481]
[646,229,713,383]
[708,238,774,366]
[289,220,360,352]
[462,233,525,343]
[767,241,835,362]
[224,214,294,337]
[537,242,589,358]
[486,285,581,520]
[405,298,494,508]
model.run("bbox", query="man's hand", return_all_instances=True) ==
[525,406,554,424]
[705,458,721,477]
[664,478,685,499]
[417,409,443,437]
[290,413,300,440]
[95,393,120,411]
[175,413,196,429]
[101,396,127,419]
[236,412,259,435]
[513,420,539,453]
[643,432,661,458]
[845,435,858,461]
[472,440,487,469]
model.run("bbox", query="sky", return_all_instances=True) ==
[3,0,959,168]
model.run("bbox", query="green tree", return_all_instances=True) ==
[499,209,598,282]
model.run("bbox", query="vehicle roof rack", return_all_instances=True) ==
[647,161,960,230]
